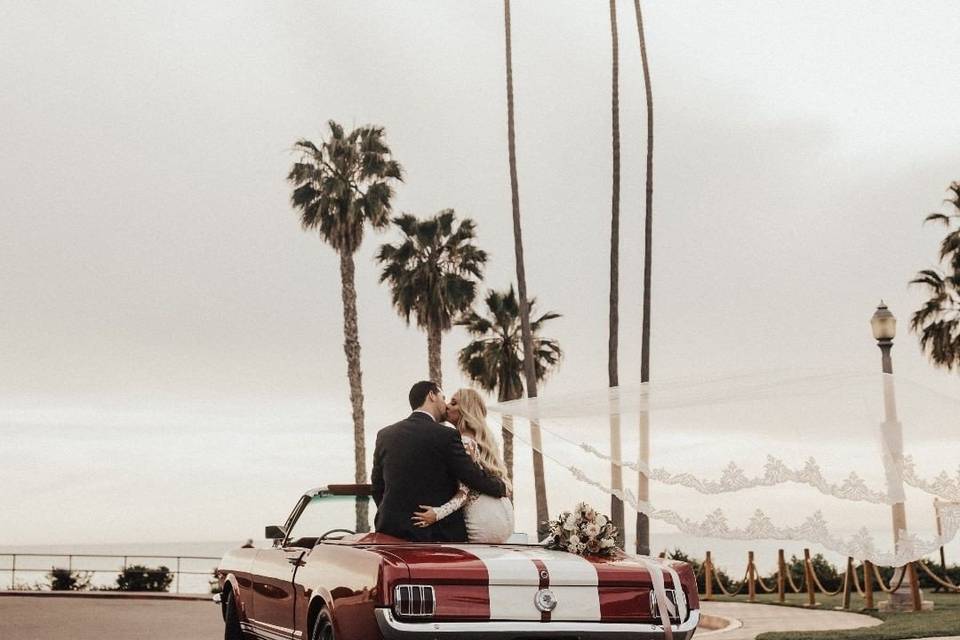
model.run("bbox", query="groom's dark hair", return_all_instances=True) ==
[409,380,440,410]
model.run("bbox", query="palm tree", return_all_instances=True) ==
[632,0,655,555]
[503,0,549,539]
[911,181,960,371]
[458,287,562,482]
[287,120,402,532]
[376,210,488,387]
[607,0,626,548]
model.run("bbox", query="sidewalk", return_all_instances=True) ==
[699,601,881,639]
[699,601,960,640]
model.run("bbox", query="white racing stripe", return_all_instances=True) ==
[451,546,601,621]
[514,547,601,621]
[450,545,542,620]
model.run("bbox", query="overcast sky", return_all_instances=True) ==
[2,1,959,546]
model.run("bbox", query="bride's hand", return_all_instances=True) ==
[412,506,438,528]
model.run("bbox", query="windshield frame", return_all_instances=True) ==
[280,485,372,548]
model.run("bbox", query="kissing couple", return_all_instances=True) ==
[371,381,515,543]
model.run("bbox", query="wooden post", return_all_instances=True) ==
[176,557,181,594]
[842,556,853,610]
[908,562,922,611]
[11,555,15,589]
[935,499,948,576]
[803,548,816,607]
[747,551,756,602]
[777,549,786,603]
[658,551,666,559]
[704,551,713,601]
[863,560,875,609]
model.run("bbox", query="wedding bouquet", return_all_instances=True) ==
[544,502,620,557]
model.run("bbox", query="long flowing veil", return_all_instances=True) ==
[490,371,960,565]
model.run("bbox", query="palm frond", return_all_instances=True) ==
[924,212,952,226]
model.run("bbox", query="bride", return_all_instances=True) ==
[411,388,515,543]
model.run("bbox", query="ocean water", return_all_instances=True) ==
[5,532,956,595]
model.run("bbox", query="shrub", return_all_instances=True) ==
[665,548,732,594]
[115,565,174,592]
[772,553,842,592]
[47,567,92,591]
[210,570,222,594]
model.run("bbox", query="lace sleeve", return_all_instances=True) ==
[433,485,469,521]
[462,436,479,462]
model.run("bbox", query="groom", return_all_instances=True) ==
[371,381,507,542]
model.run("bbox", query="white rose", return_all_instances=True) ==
[568,534,581,546]
[601,538,615,548]
[596,514,608,528]
[563,515,577,531]
[584,523,600,538]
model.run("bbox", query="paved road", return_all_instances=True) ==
[0,596,223,640]
[2,595,956,640]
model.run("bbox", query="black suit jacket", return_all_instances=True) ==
[371,412,507,542]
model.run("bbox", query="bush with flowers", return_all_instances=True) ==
[543,503,620,557]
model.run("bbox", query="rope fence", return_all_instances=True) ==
[697,546,959,611]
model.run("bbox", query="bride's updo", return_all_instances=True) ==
[453,388,512,495]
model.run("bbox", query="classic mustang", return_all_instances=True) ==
[215,484,700,640]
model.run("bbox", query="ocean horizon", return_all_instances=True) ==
[4,533,957,594]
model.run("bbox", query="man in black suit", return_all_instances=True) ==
[372,381,507,542]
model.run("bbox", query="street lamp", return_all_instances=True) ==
[870,301,928,611]
[871,301,897,374]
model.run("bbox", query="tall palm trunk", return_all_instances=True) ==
[607,0,625,548]
[504,0,548,538]
[427,324,442,386]
[498,386,520,485]
[633,0,654,555]
[339,251,369,532]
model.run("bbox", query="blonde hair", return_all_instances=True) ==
[453,388,512,494]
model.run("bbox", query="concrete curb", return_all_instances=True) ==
[0,590,214,602]
[697,612,742,636]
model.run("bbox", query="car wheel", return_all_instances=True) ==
[223,590,245,640]
[311,609,335,640]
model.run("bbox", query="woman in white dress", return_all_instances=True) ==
[411,388,515,543]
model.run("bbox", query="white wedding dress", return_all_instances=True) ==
[434,436,514,543]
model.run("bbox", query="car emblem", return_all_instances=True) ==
[534,588,557,612]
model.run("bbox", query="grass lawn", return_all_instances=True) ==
[707,591,960,640]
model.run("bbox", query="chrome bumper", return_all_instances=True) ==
[375,608,700,640]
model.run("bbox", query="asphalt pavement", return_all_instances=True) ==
[0,595,223,640]
[1,594,954,640]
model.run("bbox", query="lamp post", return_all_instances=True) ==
[870,301,896,374]
[870,301,926,611]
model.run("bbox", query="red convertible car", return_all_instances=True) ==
[215,485,700,640]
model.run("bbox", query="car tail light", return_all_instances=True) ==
[394,585,435,617]
[649,588,685,622]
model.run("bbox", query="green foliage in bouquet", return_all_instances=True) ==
[544,503,620,557]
